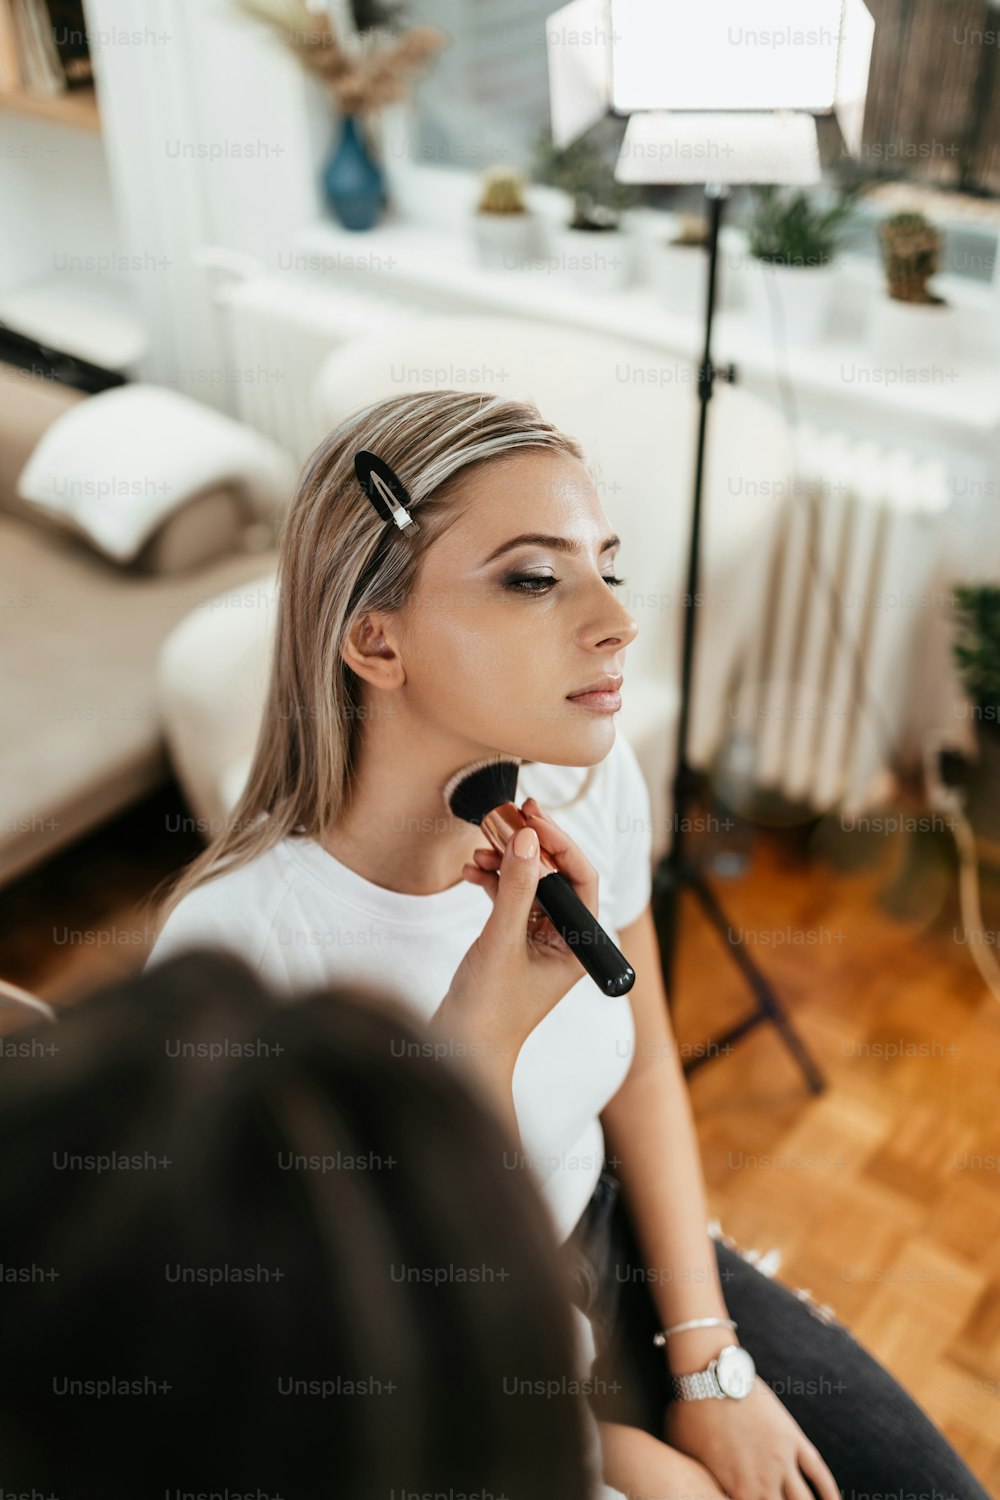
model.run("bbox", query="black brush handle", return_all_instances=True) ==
[534,870,635,996]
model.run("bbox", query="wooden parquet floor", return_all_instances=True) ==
[673,812,1000,1494]
[1,785,998,1491]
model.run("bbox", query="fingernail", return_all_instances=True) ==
[513,827,538,859]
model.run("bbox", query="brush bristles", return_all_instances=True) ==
[444,755,521,825]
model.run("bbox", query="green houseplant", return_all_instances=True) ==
[743,184,860,347]
[746,185,859,267]
[951,583,1000,840]
[531,128,639,293]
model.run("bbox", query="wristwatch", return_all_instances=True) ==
[670,1344,756,1402]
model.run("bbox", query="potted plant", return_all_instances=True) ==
[532,128,640,293]
[869,210,960,368]
[472,165,538,271]
[645,212,710,313]
[235,0,447,232]
[743,184,860,348]
[951,583,1000,842]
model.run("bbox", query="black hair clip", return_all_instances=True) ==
[354,449,420,536]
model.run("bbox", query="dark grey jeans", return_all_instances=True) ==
[563,1169,993,1500]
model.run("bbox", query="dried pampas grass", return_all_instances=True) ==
[235,0,447,115]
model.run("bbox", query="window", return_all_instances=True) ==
[406,0,554,171]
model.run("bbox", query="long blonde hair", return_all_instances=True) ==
[157,389,598,920]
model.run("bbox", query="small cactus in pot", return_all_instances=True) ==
[472,164,537,271]
[476,165,529,217]
[880,211,946,306]
[869,209,958,369]
[669,213,710,249]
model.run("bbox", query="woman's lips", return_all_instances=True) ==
[566,688,622,713]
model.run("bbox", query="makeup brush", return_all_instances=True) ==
[444,757,635,997]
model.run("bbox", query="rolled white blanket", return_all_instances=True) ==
[16,383,297,563]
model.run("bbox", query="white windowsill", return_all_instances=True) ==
[291,212,1000,435]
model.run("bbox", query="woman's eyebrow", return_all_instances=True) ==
[479,533,620,566]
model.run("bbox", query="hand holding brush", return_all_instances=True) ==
[434,814,603,1079]
[444,756,635,998]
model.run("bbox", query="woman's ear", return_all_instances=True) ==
[341,611,405,691]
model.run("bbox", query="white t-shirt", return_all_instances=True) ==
[146,731,653,1245]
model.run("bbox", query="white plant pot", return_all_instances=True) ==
[647,241,708,315]
[867,297,961,372]
[653,235,749,312]
[541,222,634,294]
[472,212,539,271]
[745,261,837,349]
[717,226,749,310]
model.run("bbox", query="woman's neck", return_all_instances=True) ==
[319,734,490,897]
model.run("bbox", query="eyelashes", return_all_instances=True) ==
[503,574,627,595]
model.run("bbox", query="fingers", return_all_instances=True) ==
[468,803,597,895]
[485,825,543,948]
[520,796,599,907]
[783,1469,820,1500]
[464,843,565,952]
[461,862,498,904]
[797,1445,841,1500]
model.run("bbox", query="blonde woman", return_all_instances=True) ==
[148,391,990,1500]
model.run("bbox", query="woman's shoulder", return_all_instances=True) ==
[600,727,648,806]
[602,728,652,825]
[596,733,654,930]
[144,840,298,978]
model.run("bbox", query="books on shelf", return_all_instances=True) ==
[0,2,20,88]
[1,0,91,95]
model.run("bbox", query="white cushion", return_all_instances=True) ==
[158,573,278,831]
[16,383,296,564]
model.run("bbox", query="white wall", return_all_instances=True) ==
[0,112,119,295]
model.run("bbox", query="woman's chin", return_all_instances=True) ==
[506,719,617,769]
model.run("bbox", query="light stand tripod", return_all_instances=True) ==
[651,183,825,1096]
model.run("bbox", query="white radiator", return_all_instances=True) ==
[215,271,423,462]
[730,425,952,816]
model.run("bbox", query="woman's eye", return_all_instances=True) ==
[503,573,626,594]
[504,574,557,593]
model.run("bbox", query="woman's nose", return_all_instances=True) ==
[590,583,639,648]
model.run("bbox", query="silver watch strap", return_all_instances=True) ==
[671,1366,725,1401]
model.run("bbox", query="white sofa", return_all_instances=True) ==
[0,364,293,886]
[158,314,794,862]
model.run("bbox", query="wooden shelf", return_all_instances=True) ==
[0,82,99,131]
[0,273,146,368]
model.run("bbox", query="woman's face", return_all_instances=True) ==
[394,449,639,767]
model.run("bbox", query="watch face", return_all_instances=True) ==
[715,1345,756,1399]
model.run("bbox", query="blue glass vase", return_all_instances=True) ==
[321,114,385,231]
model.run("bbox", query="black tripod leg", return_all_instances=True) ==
[650,183,824,1099]
[651,849,685,1002]
[686,865,826,1095]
